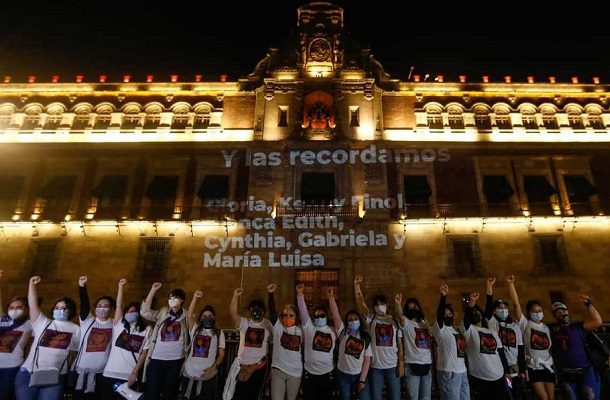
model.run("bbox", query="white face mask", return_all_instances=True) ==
[530,312,544,322]
[168,298,180,308]
[374,304,387,315]
[495,309,509,320]
[8,309,24,320]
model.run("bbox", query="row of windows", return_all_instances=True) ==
[0,164,600,222]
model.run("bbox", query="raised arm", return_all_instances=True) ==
[506,275,523,321]
[354,275,369,316]
[187,290,203,328]
[28,276,42,321]
[463,291,479,331]
[78,275,90,321]
[296,284,310,327]
[485,277,496,321]
[327,288,342,330]
[581,294,603,331]
[230,288,242,328]
[114,278,127,325]
[0,270,4,316]
[267,284,278,325]
[141,282,162,322]
[437,283,449,327]
[394,293,404,319]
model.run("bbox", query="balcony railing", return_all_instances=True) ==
[400,202,600,219]
[276,204,359,218]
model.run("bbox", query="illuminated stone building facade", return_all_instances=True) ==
[1,2,610,324]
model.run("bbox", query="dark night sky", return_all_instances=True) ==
[1,1,609,83]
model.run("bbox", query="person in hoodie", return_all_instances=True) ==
[354,275,404,400]
[140,282,189,400]
[485,277,526,400]
[507,275,555,400]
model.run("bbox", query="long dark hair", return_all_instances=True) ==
[343,309,371,347]
[403,297,426,321]
[51,296,77,320]
[122,301,147,333]
[197,305,220,337]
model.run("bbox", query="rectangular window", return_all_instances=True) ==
[523,175,557,215]
[0,176,25,220]
[427,113,443,129]
[72,115,90,131]
[475,114,492,131]
[564,175,596,216]
[145,175,179,220]
[448,236,482,277]
[122,115,140,130]
[93,115,111,131]
[27,239,60,277]
[448,114,464,130]
[193,114,210,130]
[301,173,335,205]
[482,175,515,216]
[588,114,605,130]
[171,114,189,130]
[43,116,62,131]
[522,114,538,130]
[38,176,76,221]
[278,107,288,127]
[0,115,12,130]
[22,115,40,131]
[295,269,339,318]
[568,115,585,130]
[197,175,230,219]
[143,115,160,130]
[139,238,171,280]
[349,107,360,127]
[495,114,512,130]
[542,115,559,130]
[92,175,128,219]
[534,235,567,273]
[403,175,432,218]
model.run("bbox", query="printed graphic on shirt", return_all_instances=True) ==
[345,336,365,359]
[454,333,466,358]
[478,331,498,355]
[312,331,333,353]
[530,329,550,350]
[39,329,73,350]
[499,326,517,348]
[280,331,301,352]
[375,323,394,347]
[86,327,112,352]
[0,330,23,353]
[414,327,432,349]
[551,327,569,351]
[160,320,182,342]
[244,327,265,348]
[115,330,145,353]
[192,334,212,358]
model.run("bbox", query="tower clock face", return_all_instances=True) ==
[309,39,331,62]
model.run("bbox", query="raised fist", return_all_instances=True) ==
[354,275,363,284]
[394,293,403,304]
[506,275,515,284]
[234,288,243,297]
[194,290,203,299]
[267,283,277,293]
[151,282,162,291]
[78,276,88,287]
[487,277,496,287]
[30,276,41,285]
[118,279,127,287]
[470,292,480,302]
[440,284,449,296]
[295,284,305,294]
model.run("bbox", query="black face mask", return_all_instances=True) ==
[201,316,215,329]
[561,315,571,326]
[444,316,454,326]
[405,309,422,320]
[471,312,482,325]
[250,309,263,321]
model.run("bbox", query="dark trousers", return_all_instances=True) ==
[180,375,218,400]
[72,373,104,400]
[233,366,267,400]
[145,358,184,400]
[96,376,128,400]
[510,376,525,400]
[302,370,335,400]
[0,366,20,400]
[469,375,513,400]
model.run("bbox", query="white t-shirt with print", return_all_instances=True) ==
[271,320,303,377]
[184,326,225,380]
[0,317,32,368]
[151,314,187,361]
[22,314,80,373]
[518,315,553,370]
[336,323,373,375]
[237,317,273,365]
[461,323,505,381]
[432,321,467,373]
[76,316,114,372]
[400,316,432,365]
[103,322,151,380]
[487,317,523,368]
[302,318,337,375]
[365,314,402,369]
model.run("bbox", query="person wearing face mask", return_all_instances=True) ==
[432,283,469,400]
[485,277,526,400]
[0,269,32,400]
[140,282,189,400]
[100,279,151,399]
[223,287,273,400]
[354,275,404,400]
[15,276,80,400]
[461,291,512,400]
[548,297,603,400]
[395,293,432,400]
[268,283,303,400]
[328,287,372,400]
[72,276,116,399]
[180,290,225,400]
[507,275,555,400]
[295,284,337,400]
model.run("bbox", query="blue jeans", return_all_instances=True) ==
[369,367,400,400]
[404,364,432,400]
[14,369,67,400]
[336,370,371,400]
[561,367,601,400]
[437,371,470,400]
[0,366,21,399]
